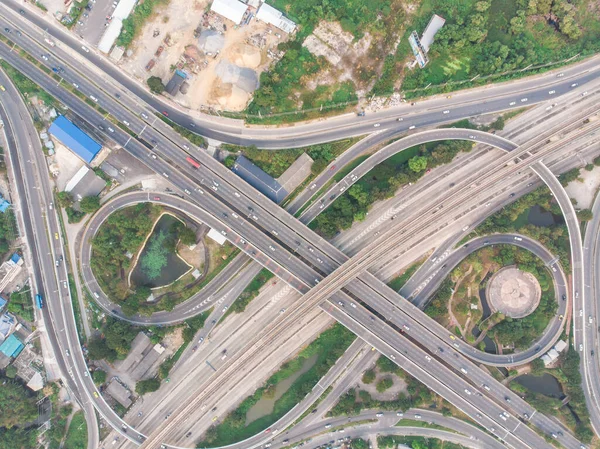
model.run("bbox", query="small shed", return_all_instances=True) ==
[255,3,296,33]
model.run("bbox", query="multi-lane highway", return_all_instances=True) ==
[2,5,600,449]
[0,69,100,448]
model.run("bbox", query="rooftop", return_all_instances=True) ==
[0,333,24,358]
[231,155,288,203]
[49,116,102,164]
[210,0,248,25]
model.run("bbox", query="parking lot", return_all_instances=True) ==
[72,0,116,46]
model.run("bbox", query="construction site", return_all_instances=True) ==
[119,0,294,111]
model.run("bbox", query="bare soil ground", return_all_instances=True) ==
[564,166,600,209]
[119,0,286,111]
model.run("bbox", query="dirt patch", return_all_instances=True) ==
[177,240,205,270]
[564,166,600,209]
[357,364,407,401]
[487,267,541,319]
[119,0,288,111]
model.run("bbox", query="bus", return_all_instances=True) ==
[35,294,44,309]
[186,156,201,169]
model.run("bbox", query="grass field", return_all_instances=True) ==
[64,412,87,449]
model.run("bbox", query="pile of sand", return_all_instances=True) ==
[228,43,261,69]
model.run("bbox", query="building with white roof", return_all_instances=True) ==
[255,3,296,33]
[207,228,227,245]
[98,0,139,54]
[210,0,248,25]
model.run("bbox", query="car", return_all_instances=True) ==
[403,324,410,331]
[589,315,593,324]
[499,413,507,421]
[0,85,5,92]
[123,120,130,126]
[414,414,421,419]
[41,54,49,61]
[396,411,403,417]
[162,172,169,178]
[520,98,528,102]
[269,245,275,251]
[562,294,566,301]
[153,196,161,201]
[389,354,396,360]
[559,314,564,320]
[162,111,169,117]
[468,135,475,139]
[54,232,59,240]
[221,230,227,236]
[3,28,10,33]
[81,45,90,53]
[107,127,115,133]
[514,236,522,241]
[464,388,472,395]
[89,95,98,102]
[557,72,564,77]
[580,309,583,317]
[509,193,515,197]
[449,334,456,340]
[483,384,491,391]
[66,349,70,356]
[509,101,516,106]
[222,306,228,312]
[571,83,578,87]
[338,301,344,306]
[576,291,579,299]
[350,302,357,308]
[460,367,467,374]
[19,9,25,14]
[408,125,416,130]
[376,412,384,417]
[373,123,381,127]
[582,91,588,96]
[397,117,403,121]
[425,355,431,361]
[505,396,511,403]
[580,343,584,352]
[93,392,99,398]
[141,112,149,119]
[150,153,157,159]
[548,90,556,94]
[443,110,450,114]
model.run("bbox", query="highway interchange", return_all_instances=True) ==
[1,4,600,449]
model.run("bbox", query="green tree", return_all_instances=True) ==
[530,358,545,376]
[87,336,117,362]
[362,369,376,384]
[585,163,594,172]
[57,191,74,207]
[578,209,593,222]
[408,156,427,173]
[224,155,236,169]
[4,365,17,378]
[79,196,101,214]
[92,369,107,385]
[135,377,161,395]
[0,376,38,428]
[376,377,394,392]
[147,76,165,94]
[178,226,196,246]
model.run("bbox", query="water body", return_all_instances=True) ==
[245,353,319,425]
[471,273,498,354]
[514,373,565,398]
[527,205,558,227]
[130,214,190,288]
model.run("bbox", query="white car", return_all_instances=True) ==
[162,172,169,178]
[72,82,79,89]
[520,98,528,102]
[548,90,556,94]
[571,83,578,87]
[582,91,588,96]
[373,123,381,127]
[222,306,228,312]
[408,125,416,130]
[123,120,130,126]
[107,127,115,133]
[81,45,90,53]
[509,101,516,106]
[443,110,450,114]
[89,95,98,102]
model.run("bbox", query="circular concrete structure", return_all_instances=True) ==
[487,267,541,319]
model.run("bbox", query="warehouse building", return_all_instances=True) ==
[210,0,248,25]
[0,333,24,358]
[98,0,138,54]
[255,3,296,34]
[408,13,445,68]
[165,70,188,96]
[49,116,102,164]
[231,155,288,203]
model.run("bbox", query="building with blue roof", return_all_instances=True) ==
[49,116,102,164]
[0,199,9,213]
[0,296,6,311]
[10,253,20,265]
[232,155,288,203]
[0,334,24,358]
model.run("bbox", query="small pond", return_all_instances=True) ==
[527,205,559,227]
[130,214,191,289]
[470,272,498,354]
[514,373,565,399]
[245,353,319,425]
